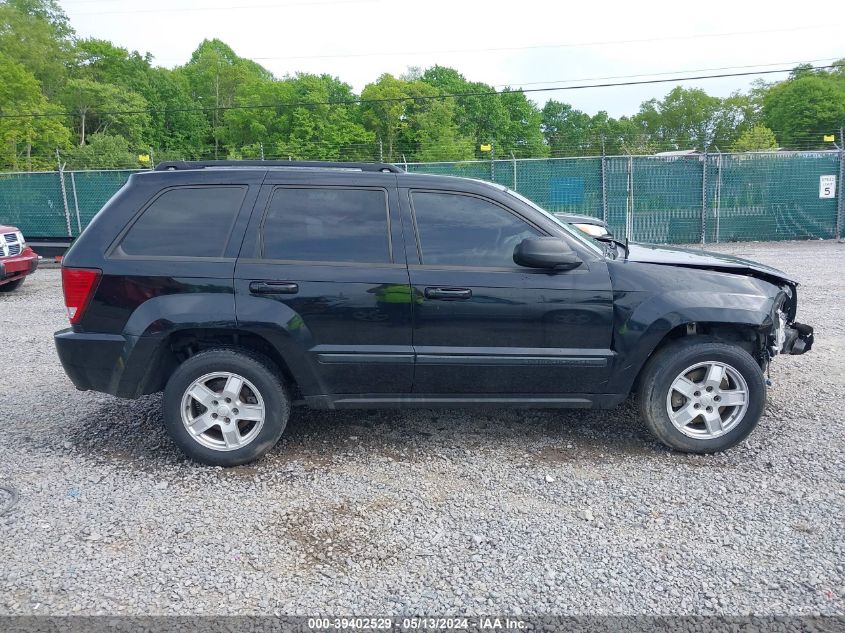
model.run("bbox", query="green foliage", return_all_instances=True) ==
[62,133,140,170]
[60,78,150,146]
[0,53,71,169]
[361,73,473,162]
[763,69,845,148]
[0,0,74,96]
[732,125,779,152]
[0,0,844,172]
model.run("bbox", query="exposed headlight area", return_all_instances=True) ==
[573,222,610,238]
[770,291,813,356]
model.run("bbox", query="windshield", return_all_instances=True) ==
[504,189,604,256]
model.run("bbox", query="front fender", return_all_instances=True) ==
[606,261,785,394]
[608,289,777,394]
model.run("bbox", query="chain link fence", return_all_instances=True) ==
[1,152,842,243]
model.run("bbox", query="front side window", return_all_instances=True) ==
[411,191,540,267]
[119,186,245,257]
[261,187,390,263]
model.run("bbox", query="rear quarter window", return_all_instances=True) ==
[116,186,246,257]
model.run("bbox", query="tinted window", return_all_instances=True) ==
[120,186,245,257]
[262,187,390,263]
[411,191,540,267]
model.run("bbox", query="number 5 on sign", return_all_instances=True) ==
[819,175,836,199]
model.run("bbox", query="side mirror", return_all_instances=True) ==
[514,237,582,271]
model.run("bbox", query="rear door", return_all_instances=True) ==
[234,171,413,399]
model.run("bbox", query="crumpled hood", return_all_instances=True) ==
[625,243,797,284]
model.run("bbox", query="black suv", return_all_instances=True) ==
[55,160,814,466]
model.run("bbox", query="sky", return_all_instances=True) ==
[59,0,845,117]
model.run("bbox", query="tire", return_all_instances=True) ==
[638,338,766,453]
[0,277,24,292]
[162,348,290,466]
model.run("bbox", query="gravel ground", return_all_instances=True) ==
[0,240,843,617]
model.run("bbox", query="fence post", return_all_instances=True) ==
[837,128,844,241]
[600,152,608,223]
[625,154,634,240]
[511,152,517,190]
[714,151,723,244]
[70,171,82,235]
[701,151,708,244]
[56,149,73,238]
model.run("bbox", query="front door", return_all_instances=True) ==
[235,173,413,399]
[402,189,614,397]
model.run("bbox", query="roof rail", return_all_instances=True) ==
[154,160,403,173]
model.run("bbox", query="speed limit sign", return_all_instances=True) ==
[819,175,836,198]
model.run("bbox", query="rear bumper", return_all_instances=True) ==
[0,247,38,283]
[54,328,172,398]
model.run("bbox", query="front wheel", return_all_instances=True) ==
[638,338,767,453]
[163,348,290,466]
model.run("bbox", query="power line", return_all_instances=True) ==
[1,63,837,120]
[144,24,845,63]
[489,58,842,89]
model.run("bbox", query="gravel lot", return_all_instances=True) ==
[1,240,843,617]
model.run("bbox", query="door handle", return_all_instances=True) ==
[249,281,299,295]
[424,287,472,300]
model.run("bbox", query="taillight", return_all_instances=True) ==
[62,267,101,324]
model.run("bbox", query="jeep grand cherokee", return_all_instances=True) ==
[54,160,813,466]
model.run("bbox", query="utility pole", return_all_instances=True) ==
[260,142,265,160]
[490,141,495,181]
[379,139,383,163]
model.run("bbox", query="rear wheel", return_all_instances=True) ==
[163,348,290,466]
[0,277,25,292]
[638,338,766,453]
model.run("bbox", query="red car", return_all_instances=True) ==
[0,225,39,292]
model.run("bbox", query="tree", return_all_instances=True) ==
[635,87,723,151]
[145,68,209,159]
[763,71,845,149]
[497,89,547,158]
[541,100,593,156]
[0,0,74,97]
[62,132,139,170]
[60,78,150,146]
[732,125,778,152]
[181,39,273,158]
[361,73,473,162]
[0,54,71,169]
[421,66,508,158]
[74,38,153,93]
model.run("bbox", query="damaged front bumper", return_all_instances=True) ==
[781,321,814,355]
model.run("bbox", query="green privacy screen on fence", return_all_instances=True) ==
[1,152,842,243]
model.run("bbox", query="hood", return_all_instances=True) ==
[625,243,796,284]
[0,225,19,234]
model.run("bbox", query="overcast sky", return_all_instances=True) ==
[59,0,845,117]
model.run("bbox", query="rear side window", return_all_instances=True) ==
[261,187,390,263]
[411,191,540,267]
[118,186,245,257]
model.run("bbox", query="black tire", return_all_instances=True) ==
[638,338,767,453]
[162,348,290,466]
[0,277,24,292]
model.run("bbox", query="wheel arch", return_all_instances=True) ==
[131,327,308,399]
